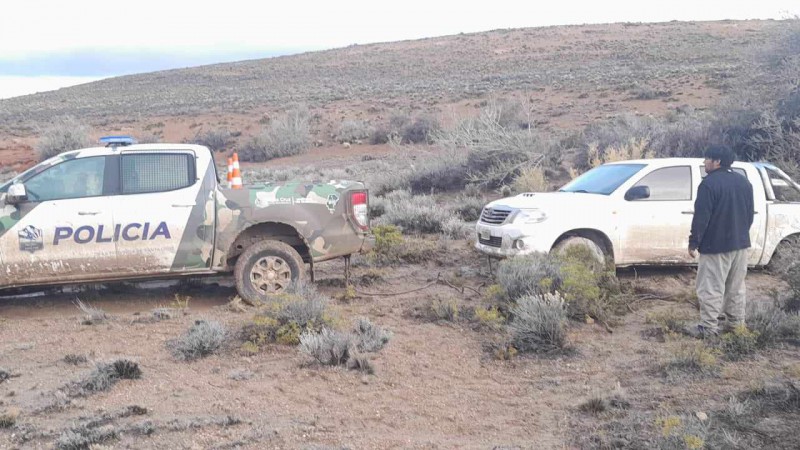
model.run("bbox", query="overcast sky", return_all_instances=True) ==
[1,0,797,99]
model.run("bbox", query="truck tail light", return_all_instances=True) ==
[350,191,369,231]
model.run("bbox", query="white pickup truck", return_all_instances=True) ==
[475,158,800,267]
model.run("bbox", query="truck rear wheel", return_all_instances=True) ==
[234,240,305,301]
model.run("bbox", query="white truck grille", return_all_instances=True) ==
[479,207,511,225]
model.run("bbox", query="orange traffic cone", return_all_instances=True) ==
[226,157,233,188]
[231,152,242,189]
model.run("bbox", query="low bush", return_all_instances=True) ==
[352,317,392,353]
[511,166,549,193]
[660,342,720,380]
[367,225,439,265]
[0,407,19,428]
[402,115,440,144]
[508,292,569,354]
[168,320,228,361]
[719,324,760,360]
[473,306,505,330]
[495,252,563,300]
[336,119,372,143]
[238,106,311,161]
[56,425,118,450]
[36,116,92,161]
[450,194,485,222]
[239,282,333,350]
[440,217,472,240]
[299,328,355,366]
[186,128,236,152]
[381,191,450,234]
[429,297,460,322]
[77,359,142,395]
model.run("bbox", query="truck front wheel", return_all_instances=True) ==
[552,236,608,270]
[234,240,306,301]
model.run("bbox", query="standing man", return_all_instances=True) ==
[686,145,754,338]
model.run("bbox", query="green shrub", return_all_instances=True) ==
[473,306,505,330]
[719,325,760,360]
[238,282,334,351]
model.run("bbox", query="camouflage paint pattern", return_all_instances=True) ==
[212,178,369,270]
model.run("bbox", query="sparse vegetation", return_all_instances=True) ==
[186,128,236,152]
[366,224,439,265]
[76,359,142,395]
[381,191,450,234]
[0,407,19,428]
[429,297,460,322]
[35,116,92,161]
[660,342,720,380]
[239,106,312,161]
[75,299,109,325]
[63,354,88,365]
[168,320,228,361]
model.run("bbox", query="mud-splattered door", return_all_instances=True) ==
[618,165,696,264]
[112,151,215,275]
[0,156,119,286]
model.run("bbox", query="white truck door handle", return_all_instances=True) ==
[78,211,101,215]
[172,203,196,207]
[681,211,694,215]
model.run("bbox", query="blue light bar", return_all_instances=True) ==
[99,136,137,147]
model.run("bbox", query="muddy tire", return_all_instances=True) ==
[234,240,305,302]
[767,235,800,274]
[552,236,608,270]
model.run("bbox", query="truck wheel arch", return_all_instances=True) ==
[551,229,614,262]
[766,233,800,272]
[225,222,311,269]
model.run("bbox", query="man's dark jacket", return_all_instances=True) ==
[689,168,754,254]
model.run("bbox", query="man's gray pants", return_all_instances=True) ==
[696,249,748,331]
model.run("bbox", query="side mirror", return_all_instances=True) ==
[6,183,28,205]
[625,185,650,201]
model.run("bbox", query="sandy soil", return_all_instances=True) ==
[1,246,796,449]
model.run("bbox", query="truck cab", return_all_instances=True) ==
[474,158,800,268]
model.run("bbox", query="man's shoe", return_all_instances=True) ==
[683,324,719,339]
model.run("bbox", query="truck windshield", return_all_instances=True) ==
[560,164,646,195]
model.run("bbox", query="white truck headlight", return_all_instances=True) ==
[512,209,547,224]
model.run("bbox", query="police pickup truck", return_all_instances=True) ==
[0,137,371,301]
[475,158,800,268]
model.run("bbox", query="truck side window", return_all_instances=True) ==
[700,166,747,179]
[121,153,195,194]
[24,156,105,201]
[631,166,691,201]
[765,168,800,203]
